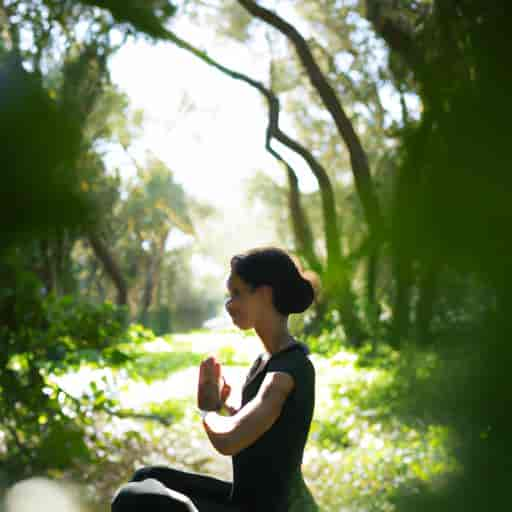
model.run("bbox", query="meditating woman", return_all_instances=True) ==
[111,247,316,512]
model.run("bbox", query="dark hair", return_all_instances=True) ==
[230,247,315,315]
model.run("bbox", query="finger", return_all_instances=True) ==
[220,376,231,395]
[199,359,215,383]
[221,383,231,402]
[214,361,221,380]
[202,356,215,369]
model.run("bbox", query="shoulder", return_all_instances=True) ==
[267,342,314,376]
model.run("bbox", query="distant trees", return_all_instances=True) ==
[0,0,222,330]
[0,0,209,487]
[174,0,511,350]
[5,0,507,349]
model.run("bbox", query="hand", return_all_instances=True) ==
[197,356,231,410]
[220,376,231,406]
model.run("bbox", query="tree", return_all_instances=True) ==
[121,155,194,322]
[0,0,180,485]
[362,2,512,512]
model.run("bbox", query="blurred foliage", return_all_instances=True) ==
[124,351,204,383]
[48,331,459,512]
[303,346,459,512]
[0,55,88,250]
[0,288,128,483]
[0,0,188,492]
[0,0,219,333]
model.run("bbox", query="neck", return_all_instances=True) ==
[254,316,294,356]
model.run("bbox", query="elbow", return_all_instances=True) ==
[217,445,233,456]
[216,438,240,456]
[222,445,242,456]
[206,431,237,456]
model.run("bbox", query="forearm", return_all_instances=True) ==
[200,372,292,456]
[202,412,239,455]
[202,398,274,456]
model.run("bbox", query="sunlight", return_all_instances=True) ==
[5,478,82,512]
[107,17,320,213]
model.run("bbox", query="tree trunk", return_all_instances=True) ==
[238,0,384,241]
[286,167,321,274]
[366,242,381,336]
[60,232,76,296]
[54,231,64,296]
[162,27,366,343]
[391,252,413,346]
[138,234,169,324]
[87,232,127,306]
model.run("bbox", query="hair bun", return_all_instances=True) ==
[280,275,315,315]
[230,247,316,316]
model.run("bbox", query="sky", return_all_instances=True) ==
[104,9,418,287]
[106,17,319,207]
[105,14,324,282]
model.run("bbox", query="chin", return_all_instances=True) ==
[233,318,250,330]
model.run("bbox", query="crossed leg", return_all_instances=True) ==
[111,465,240,512]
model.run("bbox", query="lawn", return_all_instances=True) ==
[58,328,458,512]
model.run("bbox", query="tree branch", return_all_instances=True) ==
[159,26,367,339]
[266,138,321,273]
[160,28,340,273]
[365,0,427,73]
[5,421,31,461]
[87,232,128,306]
[56,384,173,426]
[120,144,196,236]
[237,0,384,240]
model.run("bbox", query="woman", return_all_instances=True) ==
[111,247,316,512]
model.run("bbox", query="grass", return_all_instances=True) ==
[78,329,459,512]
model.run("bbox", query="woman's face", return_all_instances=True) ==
[225,272,261,330]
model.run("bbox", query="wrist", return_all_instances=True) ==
[196,404,230,421]
[197,399,221,411]
[197,408,211,420]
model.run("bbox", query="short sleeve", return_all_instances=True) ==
[266,347,307,385]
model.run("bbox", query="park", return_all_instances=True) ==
[1,1,511,511]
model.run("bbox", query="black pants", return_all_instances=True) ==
[111,466,242,512]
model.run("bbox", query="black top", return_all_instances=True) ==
[230,342,315,512]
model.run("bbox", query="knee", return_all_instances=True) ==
[111,479,197,512]
[111,482,137,512]
[131,466,157,482]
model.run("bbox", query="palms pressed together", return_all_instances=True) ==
[197,356,235,413]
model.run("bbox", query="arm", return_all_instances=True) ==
[202,371,294,456]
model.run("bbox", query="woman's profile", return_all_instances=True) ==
[111,247,317,512]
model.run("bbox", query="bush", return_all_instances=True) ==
[0,288,136,484]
